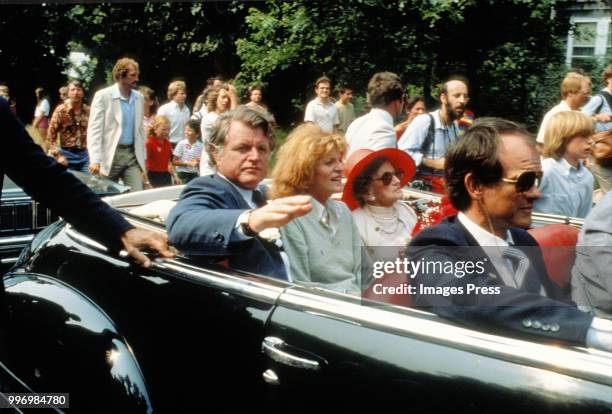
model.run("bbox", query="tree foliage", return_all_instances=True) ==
[0,1,584,130]
[236,0,572,129]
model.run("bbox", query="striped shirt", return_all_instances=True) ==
[173,139,203,173]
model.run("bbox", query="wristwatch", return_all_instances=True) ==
[238,210,258,237]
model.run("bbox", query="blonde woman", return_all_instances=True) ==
[271,123,362,294]
[200,84,233,176]
[534,111,594,218]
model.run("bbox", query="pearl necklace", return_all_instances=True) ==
[365,205,401,234]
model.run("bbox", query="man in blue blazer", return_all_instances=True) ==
[407,117,611,351]
[166,107,311,280]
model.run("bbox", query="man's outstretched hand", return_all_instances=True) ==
[121,228,175,267]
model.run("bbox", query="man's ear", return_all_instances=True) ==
[210,144,220,165]
[440,92,449,107]
[464,172,483,201]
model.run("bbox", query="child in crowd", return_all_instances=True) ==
[145,115,179,188]
[534,111,594,218]
[173,120,203,184]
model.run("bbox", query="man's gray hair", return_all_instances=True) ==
[206,106,275,168]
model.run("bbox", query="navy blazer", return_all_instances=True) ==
[407,215,593,346]
[166,174,287,280]
[0,97,132,252]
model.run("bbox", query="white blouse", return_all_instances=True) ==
[352,202,417,262]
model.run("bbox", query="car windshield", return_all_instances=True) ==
[3,171,130,196]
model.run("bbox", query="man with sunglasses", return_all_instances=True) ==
[407,117,611,352]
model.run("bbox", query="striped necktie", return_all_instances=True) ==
[502,246,530,289]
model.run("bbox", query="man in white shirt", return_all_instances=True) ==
[345,72,404,156]
[536,72,591,146]
[408,117,611,352]
[304,76,339,133]
[158,80,191,146]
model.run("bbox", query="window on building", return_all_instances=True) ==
[566,17,612,71]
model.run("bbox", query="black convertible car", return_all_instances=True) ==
[1,186,610,413]
[0,171,129,273]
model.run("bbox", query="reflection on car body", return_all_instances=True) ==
[0,172,129,272]
[1,185,609,413]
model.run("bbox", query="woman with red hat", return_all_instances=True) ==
[271,123,362,295]
[342,148,418,257]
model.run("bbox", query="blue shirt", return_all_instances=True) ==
[398,109,460,168]
[111,84,137,145]
[581,88,612,133]
[534,157,594,218]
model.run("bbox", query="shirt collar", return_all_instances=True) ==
[111,83,136,103]
[217,173,255,208]
[168,100,186,110]
[457,212,514,247]
[555,157,585,176]
[311,198,340,233]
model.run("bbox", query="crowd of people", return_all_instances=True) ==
[2,58,612,352]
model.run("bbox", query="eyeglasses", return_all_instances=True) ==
[373,171,404,186]
[500,171,541,193]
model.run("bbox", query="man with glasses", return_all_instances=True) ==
[346,72,405,156]
[536,72,592,148]
[406,117,611,352]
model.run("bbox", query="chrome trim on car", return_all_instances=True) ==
[262,337,321,370]
[64,225,285,304]
[278,288,612,386]
[158,261,285,303]
[0,235,34,246]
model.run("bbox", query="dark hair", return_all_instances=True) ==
[138,85,158,114]
[207,106,274,168]
[338,85,352,95]
[67,79,83,90]
[445,117,532,211]
[405,95,424,112]
[248,85,263,100]
[367,72,404,108]
[186,119,201,135]
[351,156,389,207]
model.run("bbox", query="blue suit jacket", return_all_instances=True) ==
[166,174,287,280]
[408,215,593,345]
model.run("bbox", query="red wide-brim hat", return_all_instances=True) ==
[341,148,416,211]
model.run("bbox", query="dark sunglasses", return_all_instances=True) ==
[373,170,404,186]
[500,171,541,193]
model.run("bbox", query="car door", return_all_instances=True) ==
[262,286,612,413]
[14,220,290,412]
